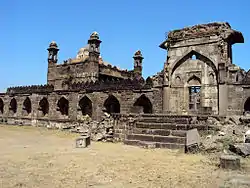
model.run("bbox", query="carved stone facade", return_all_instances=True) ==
[0,22,249,127]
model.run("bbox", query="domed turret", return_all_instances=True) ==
[90,31,99,40]
[49,41,58,48]
[88,31,102,62]
[47,41,59,64]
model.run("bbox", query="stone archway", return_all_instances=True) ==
[57,97,69,116]
[79,96,92,117]
[104,95,120,114]
[10,98,17,114]
[39,97,49,116]
[23,97,32,115]
[0,98,4,114]
[133,94,153,114]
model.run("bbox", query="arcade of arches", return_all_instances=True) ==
[0,95,154,118]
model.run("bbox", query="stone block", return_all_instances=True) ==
[75,136,91,148]
[185,128,200,153]
[220,155,240,170]
[229,143,250,157]
[186,128,200,146]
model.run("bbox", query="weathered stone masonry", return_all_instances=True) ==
[0,22,250,138]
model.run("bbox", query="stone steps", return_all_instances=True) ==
[132,128,186,137]
[136,122,211,131]
[124,139,185,150]
[126,134,186,144]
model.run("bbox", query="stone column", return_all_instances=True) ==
[218,63,228,116]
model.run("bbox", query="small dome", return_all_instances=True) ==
[90,31,99,39]
[49,41,58,48]
[76,45,89,59]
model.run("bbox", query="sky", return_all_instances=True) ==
[1,0,250,92]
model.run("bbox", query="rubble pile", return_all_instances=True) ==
[70,112,114,142]
[200,116,250,156]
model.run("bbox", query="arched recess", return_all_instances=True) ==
[104,95,120,114]
[244,97,250,112]
[133,94,153,113]
[0,98,4,114]
[188,75,201,111]
[171,50,218,78]
[23,97,32,114]
[39,97,49,116]
[10,98,17,114]
[188,75,201,86]
[79,96,92,117]
[57,97,69,116]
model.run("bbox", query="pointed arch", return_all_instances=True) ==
[79,96,92,117]
[171,50,218,77]
[10,98,17,114]
[133,94,153,113]
[104,95,120,114]
[0,98,4,114]
[57,97,69,116]
[39,97,49,116]
[209,73,215,84]
[23,97,32,114]
[187,75,201,86]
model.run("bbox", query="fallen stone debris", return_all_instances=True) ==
[69,113,114,142]
[229,143,250,157]
[200,116,250,156]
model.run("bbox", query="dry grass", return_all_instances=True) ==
[0,125,249,188]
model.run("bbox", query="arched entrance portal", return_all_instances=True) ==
[104,95,120,114]
[57,97,69,116]
[79,96,92,117]
[39,97,49,116]
[133,94,153,113]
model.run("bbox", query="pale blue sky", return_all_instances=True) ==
[1,0,249,92]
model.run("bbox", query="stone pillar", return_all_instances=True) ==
[163,86,170,113]
[218,63,228,116]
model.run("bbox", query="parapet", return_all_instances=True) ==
[7,84,54,94]
[160,22,244,49]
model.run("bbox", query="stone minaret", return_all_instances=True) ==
[133,50,144,77]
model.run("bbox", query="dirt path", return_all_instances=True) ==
[0,125,249,188]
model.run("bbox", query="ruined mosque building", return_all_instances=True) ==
[0,22,249,148]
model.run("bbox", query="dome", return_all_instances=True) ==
[49,41,58,48]
[76,45,89,59]
[90,31,99,39]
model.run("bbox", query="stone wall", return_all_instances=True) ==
[0,87,161,122]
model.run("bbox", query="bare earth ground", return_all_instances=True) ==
[0,125,249,188]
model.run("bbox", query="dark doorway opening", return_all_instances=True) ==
[133,94,153,113]
[57,97,69,116]
[0,98,4,114]
[10,98,17,114]
[104,95,120,114]
[79,96,92,117]
[23,97,32,114]
[39,97,49,116]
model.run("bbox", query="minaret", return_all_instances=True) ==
[47,41,59,86]
[133,50,144,77]
[88,32,102,62]
[47,41,59,65]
